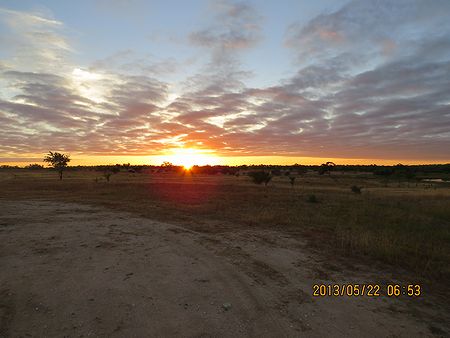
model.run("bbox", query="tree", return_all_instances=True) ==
[161,161,173,167]
[159,161,174,173]
[25,163,44,170]
[43,151,70,180]
[318,161,336,176]
[392,163,416,187]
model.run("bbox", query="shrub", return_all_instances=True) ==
[318,161,336,175]
[307,194,318,203]
[104,172,112,182]
[351,185,362,194]
[248,171,272,186]
[25,163,44,170]
[271,169,281,176]
[102,165,120,182]
[289,176,296,187]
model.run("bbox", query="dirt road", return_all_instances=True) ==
[0,200,446,337]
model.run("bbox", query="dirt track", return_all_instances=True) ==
[0,200,447,337]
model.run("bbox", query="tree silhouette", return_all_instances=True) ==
[25,163,44,169]
[318,161,336,176]
[43,151,70,180]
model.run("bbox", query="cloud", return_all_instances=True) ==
[285,0,450,63]
[189,0,262,52]
[91,50,180,77]
[0,8,71,73]
[0,66,175,155]
[1,2,449,161]
[181,0,262,96]
[0,8,62,27]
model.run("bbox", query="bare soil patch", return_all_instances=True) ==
[1,200,448,337]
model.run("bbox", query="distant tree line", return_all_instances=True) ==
[2,157,449,182]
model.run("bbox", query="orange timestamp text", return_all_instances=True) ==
[312,284,422,297]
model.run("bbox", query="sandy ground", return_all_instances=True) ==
[0,200,448,337]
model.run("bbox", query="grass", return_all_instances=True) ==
[1,169,449,281]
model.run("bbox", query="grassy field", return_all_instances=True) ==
[1,169,449,282]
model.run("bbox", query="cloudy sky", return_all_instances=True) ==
[1,0,449,165]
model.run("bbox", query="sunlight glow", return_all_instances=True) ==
[71,68,105,103]
[72,68,101,81]
[158,148,220,169]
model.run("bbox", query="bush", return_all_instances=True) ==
[351,185,362,194]
[271,169,281,176]
[104,172,112,182]
[25,163,44,170]
[289,176,296,187]
[307,194,318,203]
[248,171,272,186]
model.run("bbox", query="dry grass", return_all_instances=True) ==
[1,169,449,281]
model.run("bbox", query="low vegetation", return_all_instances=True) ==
[0,164,449,283]
[289,176,296,187]
[351,185,362,194]
[248,171,272,186]
[307,194,319,203]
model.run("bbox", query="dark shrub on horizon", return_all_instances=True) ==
[25,163,44,169]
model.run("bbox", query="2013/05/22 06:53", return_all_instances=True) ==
[312,284,422,297]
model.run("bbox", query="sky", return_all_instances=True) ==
[0,0,449,166]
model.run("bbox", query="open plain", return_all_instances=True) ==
[1,170,449,337]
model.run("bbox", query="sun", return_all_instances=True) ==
[161,148,220,169]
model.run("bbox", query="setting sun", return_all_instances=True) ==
[157,148,220,169]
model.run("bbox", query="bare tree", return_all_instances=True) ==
[43,151,70,180]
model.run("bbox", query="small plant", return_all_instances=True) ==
[289,176,296,187]
[351,185,362,194]
[248,171,272,186]
[104,172,112,182]
[307,194,318,203]
[103,166,120,182]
